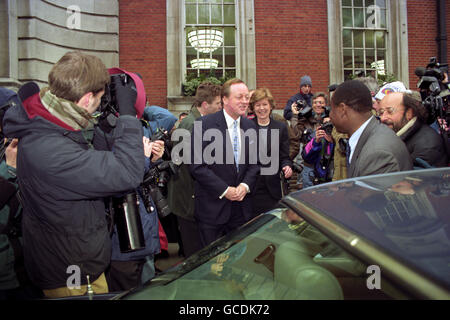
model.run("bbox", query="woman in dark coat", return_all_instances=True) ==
[249,88,293,217]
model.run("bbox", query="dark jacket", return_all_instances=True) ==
[189,110,260,225]
[283,92,313,120]
[2,93,145,290]
[252,117,292,200]
[399,118,448,168]
[167,106,201,221]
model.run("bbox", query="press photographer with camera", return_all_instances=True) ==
[283,75,314,121]
[290,92,330,188]
[2,51,147,298]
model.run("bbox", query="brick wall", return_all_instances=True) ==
[119,0,167,108]
[254,0,330,110]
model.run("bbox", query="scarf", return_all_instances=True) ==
[40,88,97,130]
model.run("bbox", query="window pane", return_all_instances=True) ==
[354,0,363,6]
[343,49,353,68]
[342,0,352,6]
[354,49,364,68]
[365,0,375,6]
[198,4,209,24]
[365,30,374,48]
[210,0,222,3]
[380,9,386,28]
[342,8,353,27]
[187,47,198,65]
[344,70,354,80]
[376,31,385,48]
[224,4,235,24]
[224,0,235,3]
[354,8,364,27]
[343,29,352,47]
[366,49,375,68]
[377,49,385,62]
[185,0,195,3]
[225,69,236,78]
[224,27,235,46]
[212,48,224,67]
[224,47,235,67]
[186,69,198,78]
[376,0,386,8]
[211,5,222,24]
[354,30,363,48]
[186,4,197,24]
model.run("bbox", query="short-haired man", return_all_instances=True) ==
[283,75,313,120]
[379,92,448,167]
[329,80,412,178]
[168,82,222,257]
[2,51,145,298]
[189,78,260,247]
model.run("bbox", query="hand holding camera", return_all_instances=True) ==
[315,122,334,143]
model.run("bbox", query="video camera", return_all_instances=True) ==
[415,57,450,126]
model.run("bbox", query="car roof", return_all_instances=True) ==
[281,168,450,299]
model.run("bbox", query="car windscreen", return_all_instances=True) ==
[287,168,450,290]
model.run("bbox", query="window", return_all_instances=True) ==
[184,0,237,79]
[341,0,388,80]
[327,0,409,86]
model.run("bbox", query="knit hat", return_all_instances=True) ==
[300,75,312,87]
[374,81,409,101]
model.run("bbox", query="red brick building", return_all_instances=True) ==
[119,0,449,113]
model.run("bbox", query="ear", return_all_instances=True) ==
[200,101,209,109]
[76,92,93,110]
[405,108,414,121]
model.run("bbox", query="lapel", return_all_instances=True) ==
[349,116,377,177]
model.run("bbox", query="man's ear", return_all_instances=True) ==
[405,108,414,121]
[76,92,93,110]
[339,102,349,119]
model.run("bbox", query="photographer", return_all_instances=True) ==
[2,51,146,298]
[283,75,314,121]
[301,116,335,186]
[290,92,329,188]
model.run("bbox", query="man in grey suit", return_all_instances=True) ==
[329,80,413,178]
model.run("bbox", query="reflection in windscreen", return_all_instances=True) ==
[125,209,400,300]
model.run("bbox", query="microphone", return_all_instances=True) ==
[18,82,40,102]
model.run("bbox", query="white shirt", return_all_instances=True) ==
[348,116,373,164]
[219,109,249,199]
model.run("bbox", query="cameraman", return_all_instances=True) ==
[290,92,329,188]
[2,51,146,298]
[301,115,335,186]
[283,75,314,120]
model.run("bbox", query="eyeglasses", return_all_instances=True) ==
[377,106,398,116]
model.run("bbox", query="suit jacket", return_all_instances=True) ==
[189,110,260,225]
[349,117,413,178]
[253,117,292,200]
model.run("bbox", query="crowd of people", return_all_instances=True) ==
[0,51,449,300]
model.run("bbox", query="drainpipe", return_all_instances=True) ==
[436,0,448,68]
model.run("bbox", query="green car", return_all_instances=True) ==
[115,168,450,300]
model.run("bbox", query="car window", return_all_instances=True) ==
[123,209,407,300]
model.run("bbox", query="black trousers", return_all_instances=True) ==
[176,216,203,258]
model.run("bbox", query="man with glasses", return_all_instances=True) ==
[379,92,448,167]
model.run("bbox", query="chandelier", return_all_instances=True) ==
[187,28,223,54]
[190,58,219,69]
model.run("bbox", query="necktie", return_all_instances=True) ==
[345,143,351,168]
[233,120,239,172]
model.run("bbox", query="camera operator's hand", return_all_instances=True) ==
[150,140,165,162]
[282,165,293,179]
[315,129,333,143]
[291,102,300,115]
[5,138,18,169]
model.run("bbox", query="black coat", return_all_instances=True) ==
[3,93,145,290]
[400,119,448,167]
[252,117,292,203]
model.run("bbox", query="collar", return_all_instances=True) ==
[223,109,240,129]
[396,117,417,137]
[348,116,373,163]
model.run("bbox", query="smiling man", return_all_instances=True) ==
[189,78,260,247]
[379,92,448,167]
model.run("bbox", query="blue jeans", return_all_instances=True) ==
[301,166,315,189]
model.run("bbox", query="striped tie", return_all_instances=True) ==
[233,120,239,172]
[346,143,351,168]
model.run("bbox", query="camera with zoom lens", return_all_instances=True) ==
[294,99,313,118]
[320,122,334,136]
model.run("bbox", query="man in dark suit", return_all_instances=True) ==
[189,78,260,247]
[329,80,413,178]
